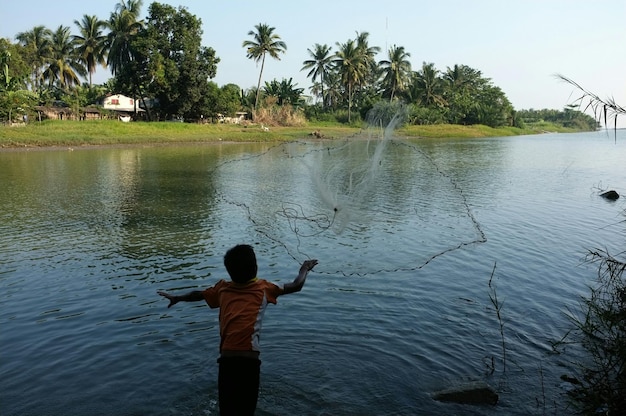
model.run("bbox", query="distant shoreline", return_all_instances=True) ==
[0,119,581,151]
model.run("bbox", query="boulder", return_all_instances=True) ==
[600,190,620,200]
[432,381,498,405]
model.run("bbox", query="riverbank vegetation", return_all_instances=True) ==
[1,118,570,148]
[1,0,597,137]
[550,80,625,415]
[2,0,622,412]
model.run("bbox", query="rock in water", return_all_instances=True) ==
[432,381,498,405]
[600,190,620,200]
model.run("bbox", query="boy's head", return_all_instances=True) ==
[224,244,258,283]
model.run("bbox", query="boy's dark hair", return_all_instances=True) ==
[224,244,258,283]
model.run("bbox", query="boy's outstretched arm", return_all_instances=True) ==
[283,259,318,294]
[157,290,204,308]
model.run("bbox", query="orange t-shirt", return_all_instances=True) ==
[202,279,284,353]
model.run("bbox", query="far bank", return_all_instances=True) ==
[0,119,581,149]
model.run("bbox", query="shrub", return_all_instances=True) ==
[253,102,306,127]
[566,247,626,414]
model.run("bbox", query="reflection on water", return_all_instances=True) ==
[0,131,625,415]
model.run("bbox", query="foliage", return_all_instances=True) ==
[557,74,625,135]
[365,100,408,128]
[42,25,87,91]
[554,77,625,415]
[0,40,30,90]
[565,249,626,414]
[333,39,367,123]
[517,107,598,131]
[1,4,610,131]
[0,43,37,122]
[254,98,306,127]
[407,104,447,125]
[129,2,219,121]
[242,23,287,112]
[378,44,412,101]
[104,0,144,77]
[15,25,53,92]
[262,77,304,107]
[73,15,107,86]
[214,83,243,118]
[301,43,333,107]
[0,88,37,123]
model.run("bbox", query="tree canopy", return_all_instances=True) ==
[0,1,600,129]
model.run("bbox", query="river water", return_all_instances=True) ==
[1,130,624,415]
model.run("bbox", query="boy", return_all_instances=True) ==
[157,244,318,415]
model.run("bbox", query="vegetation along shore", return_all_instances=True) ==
[0,119,586,149]
[1,0,598,149]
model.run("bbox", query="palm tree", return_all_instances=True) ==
[263,77,304,107]
[104,0,144,76]
[16,25,52,93]
[73,15,107,86]
[242,23,287,112]
[333,39,367,123]
[443,64,482,93]
[379,44,411,101]
[42,25,86,90]
[322,70,342,110]
[354,31,381,89]
[441,64,485,124]
[408,62,446,108]
[301,43,332,107]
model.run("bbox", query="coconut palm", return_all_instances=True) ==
[333,39,367,123]
[242,23,287,112]
[354,31,381,88]
[104,0,144,76]
[41,25,86,90]
[408,62,446,108]
[354,31,380,68]
[73,15,107,86]
[15,25,52,92]
[379,44,411,101]
[301,43,332,107]
[443,64,482,93]
[322,70,342,110]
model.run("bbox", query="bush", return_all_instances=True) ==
[365,101,408,128]
[407,105,447,125]
[254,103,307,127]
[565,247,626,414]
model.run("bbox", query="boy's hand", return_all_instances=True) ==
[284,259,319,294]
[157,291,178,308]
[301,259,318,272]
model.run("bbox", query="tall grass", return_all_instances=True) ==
[565,248,626,414]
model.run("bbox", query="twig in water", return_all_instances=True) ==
[488,261,507,373]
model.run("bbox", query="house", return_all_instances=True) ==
[103,94,145,114]
[34,105,103,121]
[35,105,75,120]
[217,112,248,124]
[83,106,102,120]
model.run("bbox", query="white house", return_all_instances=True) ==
[103,94,144,113]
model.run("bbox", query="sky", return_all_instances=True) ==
[2,0,625,127]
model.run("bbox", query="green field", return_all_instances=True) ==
[0,119,570,149]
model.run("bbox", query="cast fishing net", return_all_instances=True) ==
[211,114,485,276]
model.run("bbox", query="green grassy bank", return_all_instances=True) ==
[0,119,573,149]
